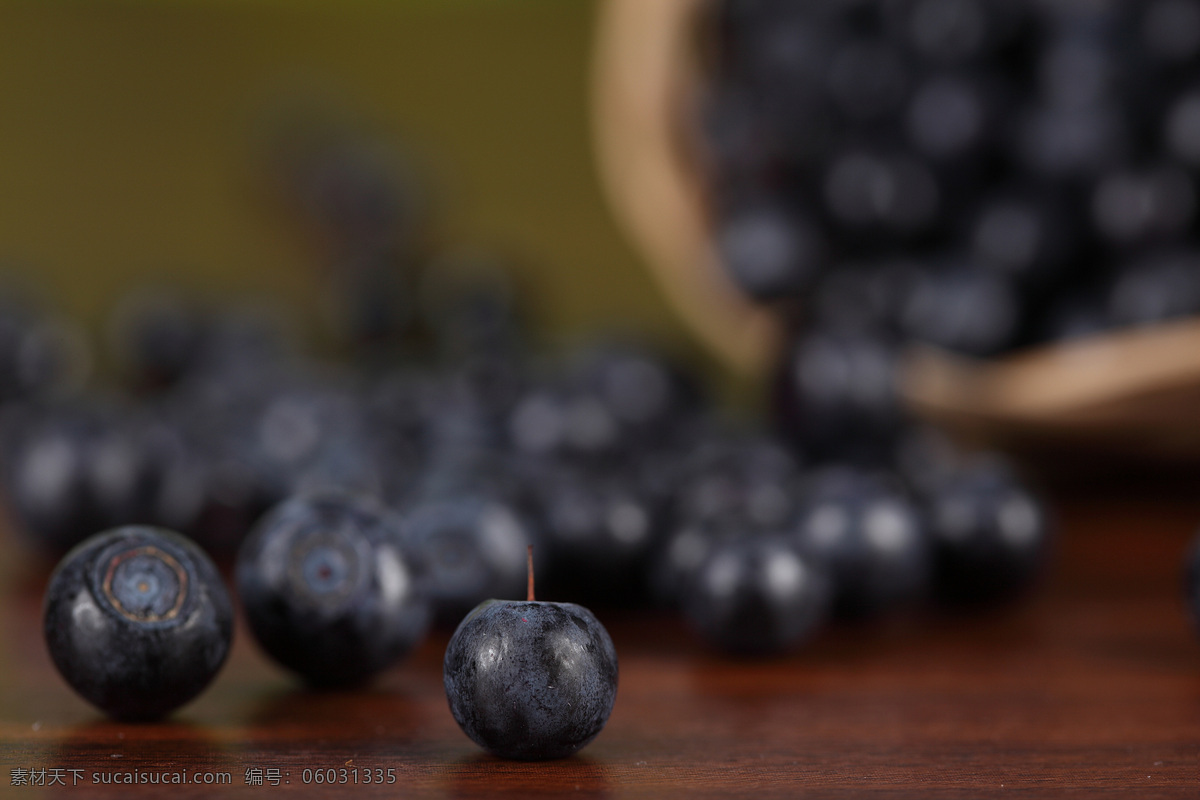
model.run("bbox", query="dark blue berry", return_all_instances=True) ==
[236,491,431,687]
[925,458,1050,605]
[106,288,207,393]
[43,526,233,720]
[672,431,801,530]
[402,492,536,625]
[526,458,660,606]
[901,264,1020,356]
[793,468,931,618]
[2,400,203,554]
[681,534,831,655]
[1107,250,1200,327]
[715,202,827,301]
[443,597,618,760]
[774,327,901,462]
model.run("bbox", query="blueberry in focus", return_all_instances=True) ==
[681,534,831,655]
[43,526,233,720]
[236,491,431,687]
[443,555,618,760]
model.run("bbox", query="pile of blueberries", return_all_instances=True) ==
[20,68,1059,737]
[702,0,1200,438]
[11,266,1050,665]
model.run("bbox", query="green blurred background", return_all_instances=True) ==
[0,1,715,375]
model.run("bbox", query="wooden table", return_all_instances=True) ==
[2,495,1199,798]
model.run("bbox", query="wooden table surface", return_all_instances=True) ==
[2,495,1199,798]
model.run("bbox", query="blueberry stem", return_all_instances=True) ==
[527,544,535,602]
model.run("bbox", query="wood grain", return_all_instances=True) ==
[3,496,1200,798]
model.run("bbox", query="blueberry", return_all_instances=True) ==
[43,526,233,720]
[672,431,801,530]
[681,534,831,655]
[0,281,89,404]
[1164,88,1200,166]
[899,0,1027,65]
[906,72,996,162]
[925,457,1050,605]
[323,247,413,352]
[106,287,207,393]
[525,458,660,606]
[1090,164,1195,246]
[508,385,622,462]
[823,149,941,236]
[171,363,386,557]
[1141,0,1200,64]
[901,0,991,63]
[164,382,288,558]
[969,191,1077,283]
[236,491,431,687]
[774,327,901,462]
[892,424,962,496]
[900,264,1021,356]
[1041,291,1112,343]
[1036,33,1120,111]
[808,261,912,333]
[418,251,528,362]
[651,515,752,608]
[185,303,299,382]
[1015,102,1127,179]
[1108,250,1200,327]
[250,377,384,498]
[364,368,445,505]
[825,37,911,121]
[401,492,536,624]
[568,342,702,440]
[793,468,930,618]
[1,400,203,554]
[716,201,827,302]
[443,569,618,761]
